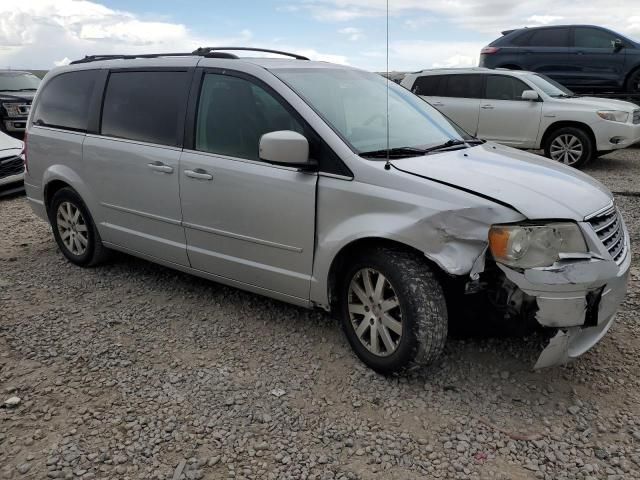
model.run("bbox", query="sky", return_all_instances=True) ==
[0,0,639,71]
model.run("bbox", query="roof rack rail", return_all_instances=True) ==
[69,47,309,65]
[192,47,309,60]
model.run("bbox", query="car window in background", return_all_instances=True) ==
[574,27,618,48]
[275,68,468,154]
[0,72,41,92]
[101,71,189,146]
[526,28,570,47]
[412,75,445,96]
[196,74,303,161]
[443,74,483,98]
[32,70,97,131]
[485,75,530,101]
[526,73,574,97]
[510,31,533,46]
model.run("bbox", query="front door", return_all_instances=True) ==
[179,71,317,300]
[565,27,626,90]
[83,69,191,265]
[476,74,542,148]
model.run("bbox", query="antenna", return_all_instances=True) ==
[384,0,391,171]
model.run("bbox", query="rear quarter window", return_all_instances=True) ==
[32,70,99,132]
[101,71,190,146]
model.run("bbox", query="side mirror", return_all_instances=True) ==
[613,39,624,52]
[521,89,540,101]
[259,130,311,168]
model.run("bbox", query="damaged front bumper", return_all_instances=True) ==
[496,216,631,369]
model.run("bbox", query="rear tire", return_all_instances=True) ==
[49,187,109,267]
[338,246,448,375]
[543,126,594,168]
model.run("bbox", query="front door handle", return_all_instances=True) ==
[431,102,445,107]
[184,168,213,181]
[148,161,174,174]
[481,104,495,110]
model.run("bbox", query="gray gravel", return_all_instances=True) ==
[1,148,640,479]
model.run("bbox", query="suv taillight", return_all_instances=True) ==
[21,131,27,173]
[481,47,500,55]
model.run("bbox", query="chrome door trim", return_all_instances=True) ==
[182,221,303,253]
[100,202,182,226]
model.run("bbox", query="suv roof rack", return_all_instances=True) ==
[70,47,309,65]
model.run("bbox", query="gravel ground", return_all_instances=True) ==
[1,149,640,480]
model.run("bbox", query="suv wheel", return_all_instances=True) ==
[626,69,640,93]
[49,187,108,267]
[544,127,594,168]
[338,246,448,375]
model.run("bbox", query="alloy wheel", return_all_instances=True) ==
[347,268,403,357]
[56,201,89,256]
[549,134,584,165]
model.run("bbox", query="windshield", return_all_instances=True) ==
[526,73,574,97]
[0,72,41,92]
[273,68,471,154]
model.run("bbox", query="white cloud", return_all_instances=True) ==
[388,41,484,71]
[338,27,364,41]
[0,0,346,68]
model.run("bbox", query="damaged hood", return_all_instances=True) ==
[392,142,612,220]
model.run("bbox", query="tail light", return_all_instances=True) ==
[21,131,28,173]
[481,47,501,55]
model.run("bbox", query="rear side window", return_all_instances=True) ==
[442,75,482,99]
[411,75,445,96]
[195,73,303,161]
[574,28,618,48]
[526,28,570,47]
[32,70,98,132]
[101,71,189,146]
[485,76,530,101]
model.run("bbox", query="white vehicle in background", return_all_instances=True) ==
[0,130,24,196]
[401,67,640,168]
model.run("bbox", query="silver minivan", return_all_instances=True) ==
[24,48,630,373]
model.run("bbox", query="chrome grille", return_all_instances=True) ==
[633,110,640,125]
[0,155,24,179]
[587,207,627,264]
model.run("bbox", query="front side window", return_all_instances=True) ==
[485,75,530,101]
[274,68,467,154]
[574,28,619,49]
[0,72,40,92]
[195,73,303,161]
[527,28,570,47]
[32,70,98,132]
[101,71,189,146]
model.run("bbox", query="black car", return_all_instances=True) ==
[479,25,640,93]
[0,70,41,137]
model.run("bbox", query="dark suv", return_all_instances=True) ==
[0,70,41,136]
[479,25,640,93]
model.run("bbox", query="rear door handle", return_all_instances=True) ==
[481,104,495,110]
[147,162,174,174]
[184,168,213,181]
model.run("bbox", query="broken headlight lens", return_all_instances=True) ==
[488,223,587,268]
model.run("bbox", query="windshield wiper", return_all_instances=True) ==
[552,93,577,98]
[422,139,469,153]
[360,146,429,159]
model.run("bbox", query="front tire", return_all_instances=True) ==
[49,187,108,267]
[338,246,448,375]
[543,127,594,168]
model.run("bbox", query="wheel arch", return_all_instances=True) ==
[42,165,97,217]
[540,120,597,152]
[325,237,450,315]
[624,64,640,92]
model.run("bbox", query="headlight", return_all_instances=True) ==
[597,110,629,123]
[2,103,22,117]
[488,223,587,268]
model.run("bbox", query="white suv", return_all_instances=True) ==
[401,67,640,168]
